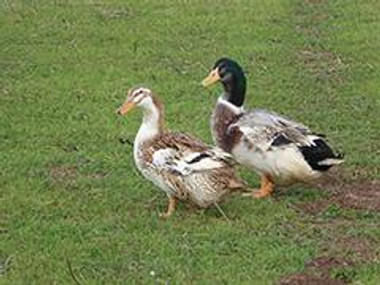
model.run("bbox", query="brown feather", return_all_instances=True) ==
[211,103,243,152]
[141,131,209,163]
[150,93,165,132]
[129,88,247,209]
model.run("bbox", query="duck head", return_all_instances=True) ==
[202,58,246,107]
[117,86,164,131]
[117,87,162,113]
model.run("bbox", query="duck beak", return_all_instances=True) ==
[202,68,220,87]
[117,101,136,116]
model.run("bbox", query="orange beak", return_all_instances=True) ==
[202,68,221,87]
[117,101,136,116]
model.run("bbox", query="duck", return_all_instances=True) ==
[202,58,344,198]
[117,86,246,217]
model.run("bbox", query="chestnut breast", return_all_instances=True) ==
[211,103,243,153]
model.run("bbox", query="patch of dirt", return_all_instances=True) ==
[279,273,345,285]
[295,198,331,215]
[49,165,77,181]
[314,168,348,189]
[287,178,379,283]
[351,166,380,180]
[49,165,108,183]
[297,168,380,213]
[280,256,355,284]
[49,165,78,187]
[286,175,379,283]
[97,7,130,20]
[332,236,378,263]
[334,180,380,211]
[306,256,354,275]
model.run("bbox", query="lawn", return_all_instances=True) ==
[1,0,379,283]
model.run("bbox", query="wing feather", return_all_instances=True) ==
[149,132,235,176]
[231,108,317,151]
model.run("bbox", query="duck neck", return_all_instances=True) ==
[135,97,164,147]
[212,97,244,152]
[221,75,246,108]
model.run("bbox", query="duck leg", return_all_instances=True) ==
[253,175,274,198]
[159,196,178,218]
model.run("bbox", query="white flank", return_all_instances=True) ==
[232,142,320,184]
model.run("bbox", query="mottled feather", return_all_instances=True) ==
[231,108,319,151]
[136,132,244,207]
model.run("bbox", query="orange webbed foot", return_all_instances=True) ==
[159,196,177,218]
[242,175,274,199]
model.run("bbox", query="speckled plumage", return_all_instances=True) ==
[135,131,243,207]
[118,87,245,216]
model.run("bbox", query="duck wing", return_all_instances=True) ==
[230,109,343,171]
[149,132,236,176]
[230,109,312,150]
[237,108,310,135]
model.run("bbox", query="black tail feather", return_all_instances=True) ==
[299,139,342,171]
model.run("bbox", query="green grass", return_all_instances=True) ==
[1,0,379,283]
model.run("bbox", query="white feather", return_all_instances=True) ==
[232,141,321,184]
[172,151,226,176]
[318,158,344,166]
[149,147,231,176]
[183,156,224,172]
[218,97,244,114]
[152,148,176,167]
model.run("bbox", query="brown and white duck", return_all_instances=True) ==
[117,86,245,217]
[202,58,344,198]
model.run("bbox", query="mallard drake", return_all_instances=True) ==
[117,87,245,217]
[202,58,343,198]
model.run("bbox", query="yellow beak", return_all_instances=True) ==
[117,101,136,116]
[202,68,220,87]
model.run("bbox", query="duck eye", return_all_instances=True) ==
[219,67,226,77]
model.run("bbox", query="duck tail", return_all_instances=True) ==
[299,138,344,172]
[318,152,344,167]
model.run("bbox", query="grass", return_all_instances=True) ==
[1,0,379,283]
